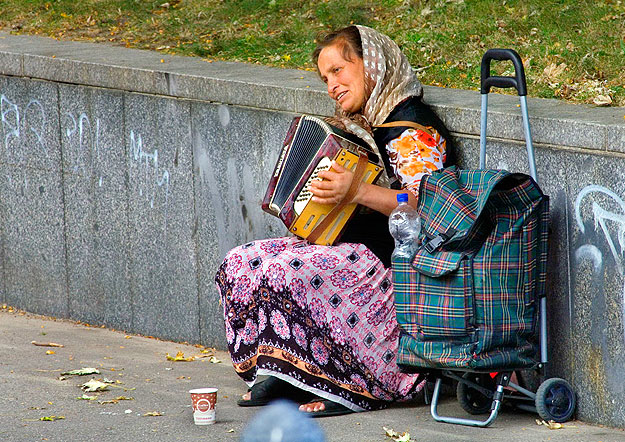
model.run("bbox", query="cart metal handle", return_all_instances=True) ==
[480,48,527,96]
[479,48,537,182]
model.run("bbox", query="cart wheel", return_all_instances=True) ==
[535,378,576,423]
[456,372,496,415]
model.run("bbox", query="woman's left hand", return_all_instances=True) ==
[309,160,418,216]
[309,161,357,205]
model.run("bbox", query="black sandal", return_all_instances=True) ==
[237,376,315,407]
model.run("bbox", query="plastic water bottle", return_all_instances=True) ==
[389,193,421,260]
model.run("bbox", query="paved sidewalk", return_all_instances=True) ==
[1,309,623,442]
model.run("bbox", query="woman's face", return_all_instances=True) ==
[317,43,366,113]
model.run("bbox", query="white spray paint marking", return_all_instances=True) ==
[129,131,171,233]
[193,115,277,258]
[575,185,625,276]
[218,105,230,128]
[575,184,625,345]
[25,99,47,155]
[241,162,265,241]
[574,244,603,274]
[0,95,47,158]
[1,94,49,192]
[63,112,101,180]
[195,138,230,258]
[496,160,509,171]
[193,129,211,187]
[1,94,20,151]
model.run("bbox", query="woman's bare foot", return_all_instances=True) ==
[299,401,326,413]
[298,399,354,417]
[241,391,252,401]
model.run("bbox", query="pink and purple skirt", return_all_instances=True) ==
[215,236,423,412]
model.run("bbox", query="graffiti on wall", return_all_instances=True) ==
[1,94,47,157]
[63,111,101,179]
[129,130,171,210]
[574,184,625,344]
[1,91,280,256]
[193,104,278,259]
[0,92,172,221]
[1,94,48,192]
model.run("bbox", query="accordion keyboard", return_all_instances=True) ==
[293,156,333,215]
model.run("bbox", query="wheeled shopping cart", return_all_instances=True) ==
[393,49,576,427]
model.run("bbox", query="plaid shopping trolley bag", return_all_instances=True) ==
[393,166,549,371]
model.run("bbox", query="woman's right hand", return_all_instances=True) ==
[309,161,359,205]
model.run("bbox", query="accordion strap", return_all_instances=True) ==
[307,152,369,245]
[375,120,434,136]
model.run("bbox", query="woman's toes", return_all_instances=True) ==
[242,391,251,401]
[299,401,325,413]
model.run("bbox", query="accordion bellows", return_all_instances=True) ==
[262,115,383,245]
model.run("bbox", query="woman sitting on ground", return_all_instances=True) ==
[215,24,453,417]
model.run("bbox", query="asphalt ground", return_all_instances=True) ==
[1,308,623,442]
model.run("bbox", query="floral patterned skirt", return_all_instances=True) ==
[214,236,423,412]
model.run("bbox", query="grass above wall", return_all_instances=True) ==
[0,0,623,106]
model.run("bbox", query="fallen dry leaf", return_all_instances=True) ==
[76,394,97,401]
[166,351,195,362]
[547,420,563,430]
[99,396,134,404]
[541,62,567,85]
[208,356,222,364]
[593,95,612,106]
[143,411,163,416]
[536,419,564,429]
[384,427,400,438]
[45,350,55,355]
[61,368,100,376]
[32,341,64,347]
[191,353,215,359]
[195,347,216,356]
[81,379,110,392]
[39,416,65,421]
[383,426,413,441]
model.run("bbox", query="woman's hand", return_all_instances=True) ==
[309,161,357,205]
[309,160,418,216]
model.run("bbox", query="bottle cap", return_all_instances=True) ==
[396,193,408,203]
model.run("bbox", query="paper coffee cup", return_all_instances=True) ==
[189,388,218,425]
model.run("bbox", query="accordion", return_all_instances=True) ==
[262,115,383,245]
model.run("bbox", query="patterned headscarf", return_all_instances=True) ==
[329,25,423,186]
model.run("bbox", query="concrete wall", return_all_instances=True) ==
[1,32,624,427]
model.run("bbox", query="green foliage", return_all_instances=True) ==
[0,0,622,105]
